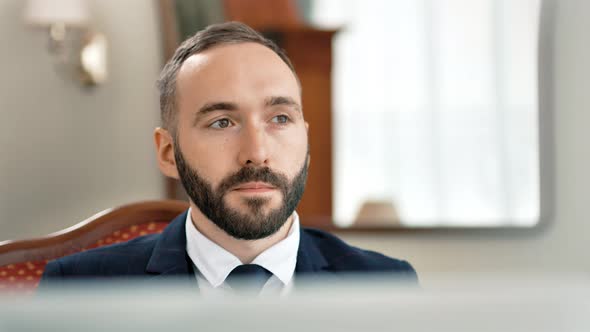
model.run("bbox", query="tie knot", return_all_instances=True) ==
[225,264,272,292]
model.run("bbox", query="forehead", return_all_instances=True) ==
[175,42,301,113]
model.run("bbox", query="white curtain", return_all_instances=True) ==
[310,0,541,227]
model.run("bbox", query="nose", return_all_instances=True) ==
[237,122,269,167]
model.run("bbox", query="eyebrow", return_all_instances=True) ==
[193,102,238,125]
[198,102,238,115]
[265,96,301,112]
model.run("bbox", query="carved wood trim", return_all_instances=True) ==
[0,200,189,265]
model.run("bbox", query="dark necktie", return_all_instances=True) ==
[225,264,272,293]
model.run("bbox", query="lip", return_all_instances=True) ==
[233,182,277,193]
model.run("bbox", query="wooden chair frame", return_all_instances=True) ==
[0,200,189,266]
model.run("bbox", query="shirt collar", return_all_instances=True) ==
[185,208,300,288]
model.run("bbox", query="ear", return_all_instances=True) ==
[154,127,180,180]
[305,121,309,132]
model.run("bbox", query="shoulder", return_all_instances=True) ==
[301,228,418,280]
[42,234,160,278]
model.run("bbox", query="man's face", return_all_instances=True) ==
[171,42,308,240]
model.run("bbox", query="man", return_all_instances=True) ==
[41,22,417,294]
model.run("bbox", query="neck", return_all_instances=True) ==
[189,203,294,264]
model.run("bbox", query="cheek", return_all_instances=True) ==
[275,127,308,177]
[180,133,236,184]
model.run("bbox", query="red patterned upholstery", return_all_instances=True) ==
[0,221,169,295]
[0,200,188,296]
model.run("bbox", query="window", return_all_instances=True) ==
[310,0,541,227]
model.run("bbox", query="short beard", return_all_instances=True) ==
[174,140,308,240]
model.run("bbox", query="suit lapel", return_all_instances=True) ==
[145,211,195,281]
[295,229,330,274]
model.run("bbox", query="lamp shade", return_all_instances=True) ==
[353,200,401,227]
[24,0,89,27]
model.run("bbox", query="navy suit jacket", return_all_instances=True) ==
[40,211,418,288]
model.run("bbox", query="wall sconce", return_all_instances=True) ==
[24,0,107,86]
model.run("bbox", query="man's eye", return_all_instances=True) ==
[210,119,231,129]
[272,115,289,124]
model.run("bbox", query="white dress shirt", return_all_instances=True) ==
[185,208,300,296]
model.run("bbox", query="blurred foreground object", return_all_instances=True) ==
[24,0,108,86]
[2,276,589,332]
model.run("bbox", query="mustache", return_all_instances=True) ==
[216,167,290,195]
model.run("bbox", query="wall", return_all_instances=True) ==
[340,0,590,286]
[0,0,164,240]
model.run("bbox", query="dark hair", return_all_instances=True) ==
[156,21,298,132]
